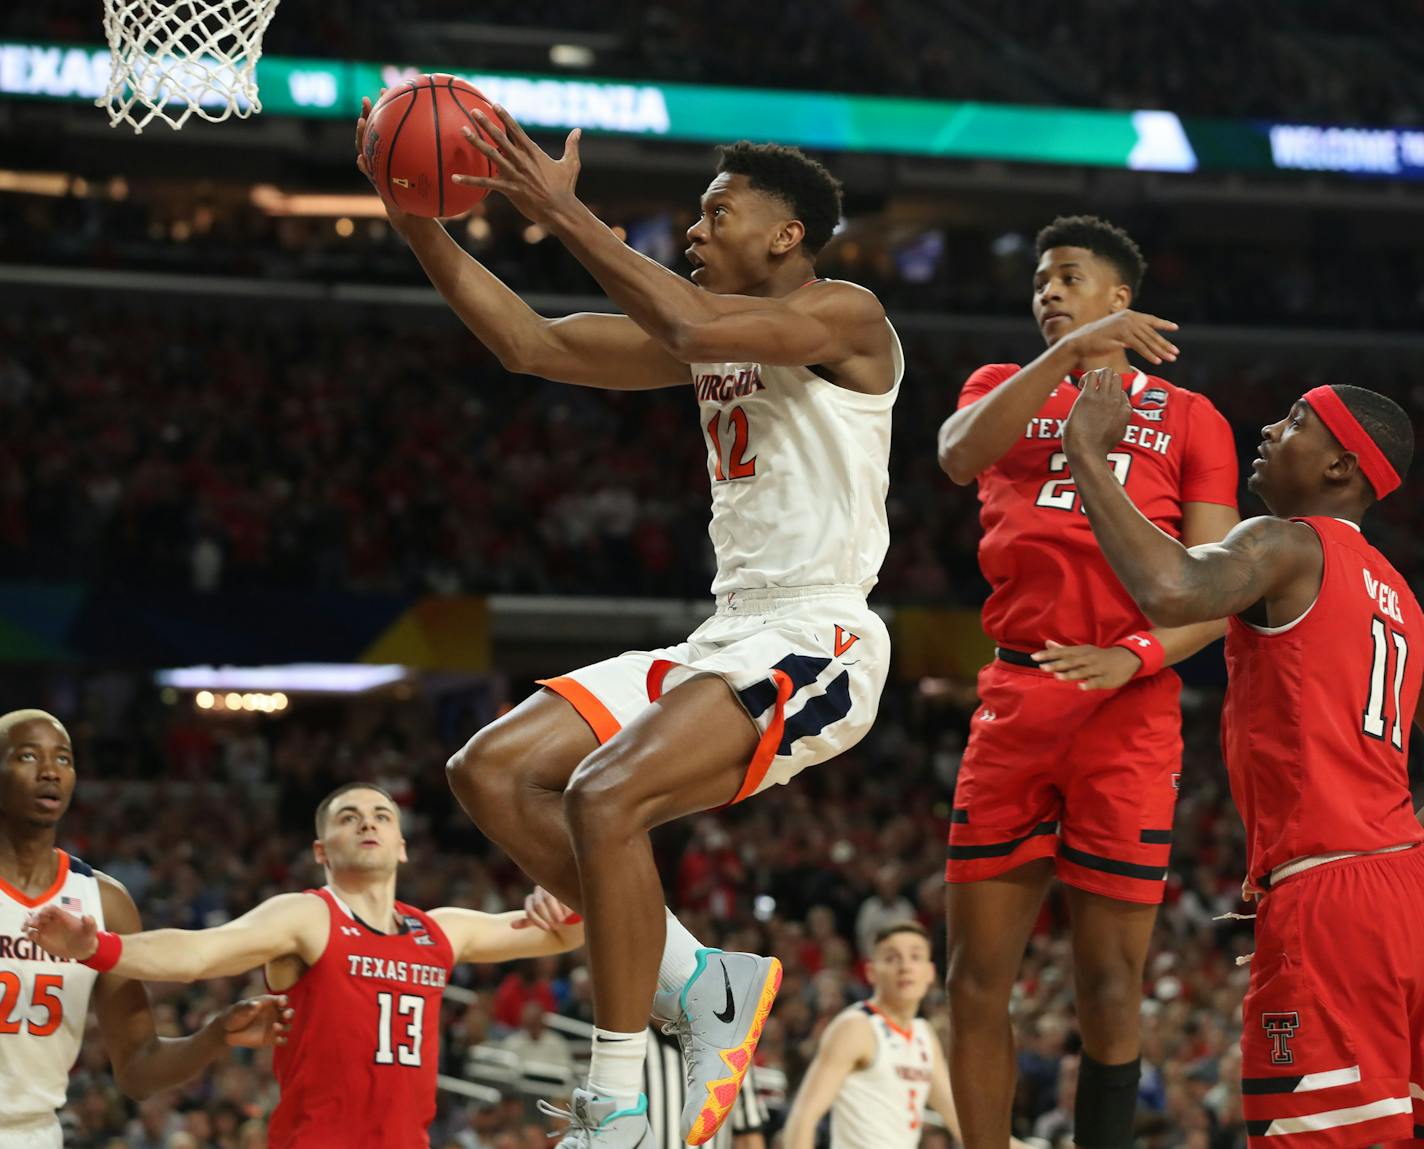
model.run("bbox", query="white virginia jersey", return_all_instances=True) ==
[830,1004,936,1149]
[691,310,903,597]
[0,851,104,1127]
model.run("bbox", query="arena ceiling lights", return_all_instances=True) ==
[156,663,411,695]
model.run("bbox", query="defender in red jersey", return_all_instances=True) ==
[1063,373,1422,1149]
[935,217,1240,1149]
[25,783,584,1149]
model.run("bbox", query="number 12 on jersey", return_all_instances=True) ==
[707,406,757,481]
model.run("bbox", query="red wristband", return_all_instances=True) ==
[1113,632,1166,678]
[81,930,123,973]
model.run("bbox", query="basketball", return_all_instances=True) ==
[363,74,499,219]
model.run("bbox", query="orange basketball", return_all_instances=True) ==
[363,74,499,219]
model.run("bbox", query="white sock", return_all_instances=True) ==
[588,1027,648,1100]
[657,908,705,997]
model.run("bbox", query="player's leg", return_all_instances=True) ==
[1057,672,1183,1149]
[944,860,1054,1149]
[1063,887,1159,1149]
[445,688,596,907]
[1242,851,1422,1149]
[944,660,1101,1149]
[448,662,718,1017]
[564,675,771,1132]
[566,673,758,1032]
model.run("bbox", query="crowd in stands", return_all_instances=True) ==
[1,297,1421,604]
[15,0,1424,122]
[36,665,1276,1148]
[8,191,1424,337]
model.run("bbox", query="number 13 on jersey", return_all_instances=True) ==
[707,406,757,482]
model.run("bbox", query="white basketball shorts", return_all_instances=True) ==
[0,1118,63,1149]
[539,585,890,801]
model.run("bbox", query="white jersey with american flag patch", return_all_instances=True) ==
[691,312,903,597]
[0,851,104,1131]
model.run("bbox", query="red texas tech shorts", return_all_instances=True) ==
[945,656,1183,905]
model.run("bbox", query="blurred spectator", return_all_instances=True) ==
[491,962,559,1031]
[498,1001,573,1077]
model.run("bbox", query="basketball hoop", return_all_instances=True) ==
[98,0,283,133]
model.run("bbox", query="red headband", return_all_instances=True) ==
[1302,386,1401,499]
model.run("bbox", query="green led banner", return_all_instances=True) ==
[2,40,1422,179]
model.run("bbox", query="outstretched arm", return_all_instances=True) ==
[430,905,585,965]
[27,889,325,983]
[1062,371,1322,627]
[455,108,891,375]
[937,310,1180,484]
[1032,502,1238,688]
[90,875,294,1100]
[355,98,685,390]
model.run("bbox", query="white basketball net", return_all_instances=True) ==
[98,0,283,133]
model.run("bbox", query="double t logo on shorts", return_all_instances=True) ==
[1261,1011,1301,1065]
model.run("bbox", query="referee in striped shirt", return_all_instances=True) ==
[644,1025,768,1149]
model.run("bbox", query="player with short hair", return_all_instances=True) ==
[0,709,289,1149]
[25,782,585,1149]
[355,102,902,1148]
[782,922,957,1149]
[1062,373,1423,1149]
[935,216,1241,1149]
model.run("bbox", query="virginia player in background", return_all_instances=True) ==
[782,922,965,1149]
[0,709,290,1149]
[356,99,902,1147]
[1064,374,1423,1149]
[936,216,1240,1149]
[26,783,584,1149]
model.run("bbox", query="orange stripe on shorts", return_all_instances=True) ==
[537,677,621,745]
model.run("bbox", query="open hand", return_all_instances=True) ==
[453,105,582,228]
[1062,309,1179,368]
[220,994,295,1048]
[23,904,97,961]
[1064,368,1132,459]
[512,886,580,932]
[1031,640,1140,690]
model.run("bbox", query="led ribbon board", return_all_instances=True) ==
[2,40,1421,179]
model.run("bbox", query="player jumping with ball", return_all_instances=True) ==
[355,98,901,1147]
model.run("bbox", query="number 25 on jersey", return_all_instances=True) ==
[0,972,63,1037]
